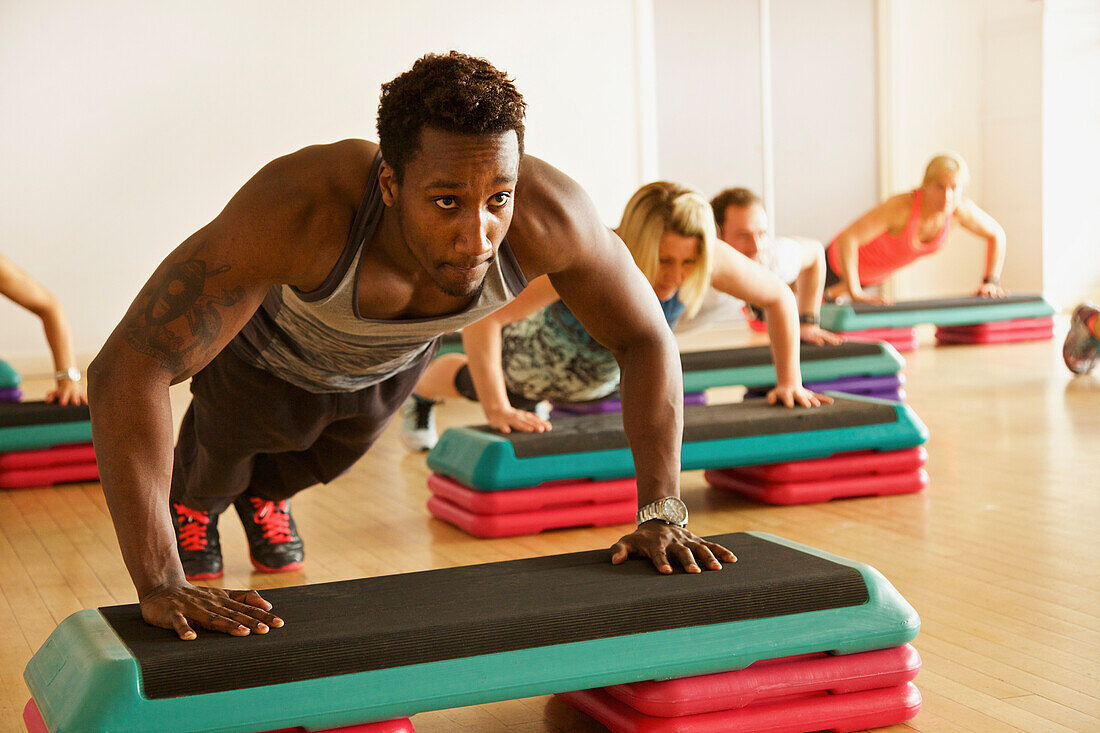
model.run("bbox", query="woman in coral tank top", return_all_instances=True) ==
[824,153,1008,304]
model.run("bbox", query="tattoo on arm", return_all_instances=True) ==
[124,258,246,372]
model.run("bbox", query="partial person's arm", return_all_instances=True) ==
[788,237,843,345]
[0,253,86,404]
[87,155,328,639]
[710,245,829,408]
[508,157,736,574]
[832,195,910,305]
[953,198,1008,297]
[461,275,561,432]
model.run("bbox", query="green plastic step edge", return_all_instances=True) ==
[0,422,92,452]
[428,397,929,490]
[25,531,919,733]
[0,360,21,389]
[819,297,1055,331]
[683,343,904,392]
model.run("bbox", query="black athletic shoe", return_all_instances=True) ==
[172,502,223,580]
[234,492,305,573]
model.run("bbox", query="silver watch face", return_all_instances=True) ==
[659,497,688,525]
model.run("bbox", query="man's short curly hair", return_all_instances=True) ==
[377,51,527,181]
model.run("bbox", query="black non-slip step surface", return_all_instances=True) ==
[0,400,91,428]
[484,398,897,458]
[679,342,883,372]
[100,533,867,699]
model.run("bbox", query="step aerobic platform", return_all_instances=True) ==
[747,373,905,402]
[838,326,919,352]
[820,293,1055,331]
[935,315,1054,345]
[558,682,921,733]
[0,401,92,452]
[427,396,928,491]
[553,341,904,415]
[553,391,705,416]
[0,386,22,402]
[25,532,919,733]
[0,359,20,389]
[426,474,638,538]
[0,443,99,490]
[601,643,921,717]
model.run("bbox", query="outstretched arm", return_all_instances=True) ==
[508,158,736,574]
[461,275,562,432]
[0,253,85,404]
[787,238,844,345]
[832,195,909,304]
[710,245,829,408]
[87,156,326,639]
[954,198,1007,297]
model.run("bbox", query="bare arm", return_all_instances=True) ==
[953,198,1007,297]
[461,275,561,432]
[710,245,827,407]
[0,254,85,404]
[508,157,735,574]
[87,156,332,638]
[833,195,910,304]
[787,238,843,345]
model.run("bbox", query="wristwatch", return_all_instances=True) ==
[799,313,820,326]
[636,496,689,527]
[54,367,81,382]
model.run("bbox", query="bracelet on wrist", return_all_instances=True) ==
[798,313,820,326]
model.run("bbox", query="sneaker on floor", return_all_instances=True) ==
[172,502,223,581]
[234,492,305,573]
[401,394,439,452]
[1063,302,1100,375]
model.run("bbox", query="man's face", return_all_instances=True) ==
[719,203,768,260]
[384,127,520,298]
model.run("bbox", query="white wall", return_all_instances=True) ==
[0,0,647,371]
[770,0,878,243]
[652,0,878,244]
[1043,0,1100,304]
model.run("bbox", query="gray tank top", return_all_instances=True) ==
[230,153,527,393]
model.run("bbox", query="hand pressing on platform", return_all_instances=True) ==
[141,583,283,640]
[976,281,1007,298]
[611,522,737,575]
[485,404,551,434]
[799,323,845,346]
[766,385,833,409]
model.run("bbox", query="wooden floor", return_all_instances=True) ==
[2,318,1099,732]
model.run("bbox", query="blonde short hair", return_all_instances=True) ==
[923,152,970,188]
[615,181,716,320]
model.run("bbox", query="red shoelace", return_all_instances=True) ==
[248,497,294,543]
[173,503,210,551]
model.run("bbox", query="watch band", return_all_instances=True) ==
[798,312,820,326]
[635,497,688,527]
[54,367,81,382]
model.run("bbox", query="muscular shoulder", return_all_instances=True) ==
[207,139,377,287]
[506,155,610,277]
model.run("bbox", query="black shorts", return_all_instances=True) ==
[171,342,438,513]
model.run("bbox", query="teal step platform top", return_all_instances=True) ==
[25,532,919,733]
[819,293,1055,331]
[428,395,928,490]
[0,401,92,452]
[0,359,20,389]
